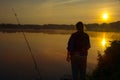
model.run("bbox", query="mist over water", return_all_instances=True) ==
[0,31,120,80]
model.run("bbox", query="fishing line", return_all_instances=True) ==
[12,8,41,80]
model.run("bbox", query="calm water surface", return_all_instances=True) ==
[0,31,120,80]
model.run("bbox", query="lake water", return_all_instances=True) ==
[0,31,120,80]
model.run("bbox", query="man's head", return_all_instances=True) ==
[76,21,84,32]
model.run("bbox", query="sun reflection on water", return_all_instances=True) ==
[101,33,107,48]
[102,38,106,47]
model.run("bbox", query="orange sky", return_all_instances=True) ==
[0,0,120,24]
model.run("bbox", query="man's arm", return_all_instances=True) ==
[66,34,75,62]
[66,51,71,62]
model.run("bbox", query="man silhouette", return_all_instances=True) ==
[66,21,90,80]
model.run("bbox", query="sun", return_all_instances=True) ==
[102,13,109,20]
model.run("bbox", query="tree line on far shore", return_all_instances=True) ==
[0,21,120,32]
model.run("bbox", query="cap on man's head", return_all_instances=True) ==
[76,21,84,30]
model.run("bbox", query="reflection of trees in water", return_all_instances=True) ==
[91,40,120,80]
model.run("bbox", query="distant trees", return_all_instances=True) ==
[0,21,120,32]
[91,40,120,80]
[85,21,120,32]
[0,24,74,30]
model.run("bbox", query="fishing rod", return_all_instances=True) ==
[12,8,41,80]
